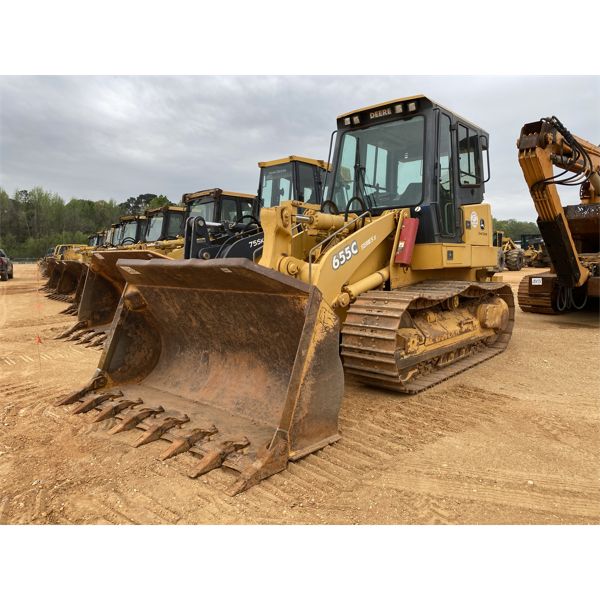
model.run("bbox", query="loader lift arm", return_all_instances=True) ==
[517,116,600,289]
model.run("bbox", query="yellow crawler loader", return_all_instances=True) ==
[59,206,187,345]
[61,95,514,495]
[43,243,91,302]
[64,157,329,346]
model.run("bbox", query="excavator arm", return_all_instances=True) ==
[517,117,600,288]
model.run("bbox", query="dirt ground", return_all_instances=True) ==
[0,263,598,524]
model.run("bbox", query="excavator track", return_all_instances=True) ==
[517,272,559,314]
[340,280,514,394]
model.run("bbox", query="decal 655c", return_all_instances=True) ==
[332,241,359,270]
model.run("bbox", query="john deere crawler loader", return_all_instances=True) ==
[59,206,187,345]
[61,95,514,495]
[65,157,329,347]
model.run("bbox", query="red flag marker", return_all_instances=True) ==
[35,335,43,344]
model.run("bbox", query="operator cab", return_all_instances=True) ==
[117,215,147,246]
[182,189,260,259]
[104,224,121,247]
[326,95,490,244]
[258,156,330,207]
[144,205,187,243]
[184,188,258,225]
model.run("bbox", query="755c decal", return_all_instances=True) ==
[332,241,359,270]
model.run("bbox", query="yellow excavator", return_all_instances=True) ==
[60,95,514,495]
[516,117,600,313]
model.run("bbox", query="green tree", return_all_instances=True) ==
[492,218,539,241]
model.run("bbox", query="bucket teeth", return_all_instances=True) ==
[55,320,86,340]
[75,331,98,345]
[109,406,165,434]
[56,373,107,406]
[160,425,218,460]
[68,329,87,341]
[190,438,250,479]
[92,397,142,422]
[60,304,77,315]
[72,391,123,415]
[86,334,107,348]
[132,415,190,448]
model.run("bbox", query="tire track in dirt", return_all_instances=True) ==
[376,469,600,521]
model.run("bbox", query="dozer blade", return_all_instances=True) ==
[61,258,344,495]
[76,250,169,334]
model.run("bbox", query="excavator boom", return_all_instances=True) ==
[517,117,600,312]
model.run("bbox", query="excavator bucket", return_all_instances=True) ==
[65,250,169,344]
[60,258,344,494]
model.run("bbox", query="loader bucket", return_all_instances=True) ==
[62,258,344,495]
[78,250,170,331]
[44,258,61,291]
[47,260,87,303]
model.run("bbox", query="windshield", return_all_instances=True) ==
[145,214,164,242]
[259,164,294,208]
[328,115,425,212]
[165,212,184,238]
[189,200,215,222]
[119,221,138,245]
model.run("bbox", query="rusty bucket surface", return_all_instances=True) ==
[78,250,167,331]
[44,258,61,291]
[62,258,344,494]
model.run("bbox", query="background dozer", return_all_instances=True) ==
[516,117,600,313]
[61,95,514,495]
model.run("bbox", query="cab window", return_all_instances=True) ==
[296,163,317,203]
[240,200,255,217]
[458,124,481,186]
[221,198,239,223]
[166,212,184,238]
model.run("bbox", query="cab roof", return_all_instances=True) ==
[182,188,256,203]
[258,155,331,171]
[119,214,147,223]
[337,94,484,132]
[145,205,186,216]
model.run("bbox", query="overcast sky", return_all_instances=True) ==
[1,75,598,220]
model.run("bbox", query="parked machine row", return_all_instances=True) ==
[37,96,598,496]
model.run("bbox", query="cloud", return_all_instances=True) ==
[1,75,598,220]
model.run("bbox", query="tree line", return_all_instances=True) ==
[0,187,171,259]
[0,186,540,259]
[492,218,539,241]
